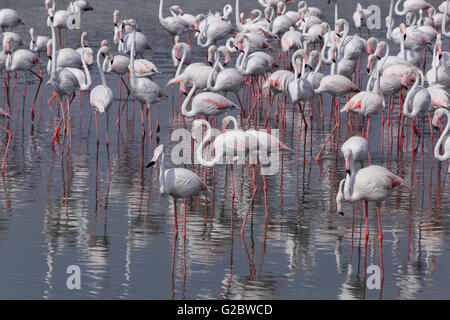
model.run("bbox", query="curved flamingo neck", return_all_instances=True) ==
[97,48,107,87]
[435,110,450,161]
[207,50,220,91]
[403,71,421,118]
[181,83,197,117]
[196,120,220,167]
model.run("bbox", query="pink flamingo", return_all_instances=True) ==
[0,8,23,31]
[180,82,240,118]
[336,162,409,276]
[126,20,167,135]
[4,36,42,121]
[207,46,244,105]
[90,44,113,146]
[146,144,208,241]
[401,69,431,152]
[341,59,385,142]
[341,136,369,168]
[45,0,79,49]
[159,0,190,45]
[394,0,432,16]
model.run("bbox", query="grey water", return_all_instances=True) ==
[0,0,449,299]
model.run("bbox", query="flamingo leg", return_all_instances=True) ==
[29,70,43,121]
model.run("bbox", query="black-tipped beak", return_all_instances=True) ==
[338,211,344,216]
[346,169,351,175]
[50,16,54,23]
[366,68,371,74]
[223,61,229,66]
[376,55,381,60]
[332,58,336,64]
[307,64,313,71]
[439,54,442,60]
[401,84,408,90]
[318,35,323,41]
[403,34,407,40]
[208,61,213,66]
[337,33,342,38]
[146,161,156,168]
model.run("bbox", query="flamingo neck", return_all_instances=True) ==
[196,120,220,167]
[129,29,137,90]
[435,110,450,161]
[403,72,420,118]
[207,50,220,91]
[159,152,166,195]
[181,83,197,117]
[97,49,107,87]
[343,157,357,202]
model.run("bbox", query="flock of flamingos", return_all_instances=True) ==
[0,0,449,276]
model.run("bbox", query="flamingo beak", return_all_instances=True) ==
[146,161,156,168]
[337,211,344,216]
[345,157,351,174]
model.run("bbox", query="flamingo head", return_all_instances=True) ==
[207,46,217,65]
[432,108,446,127]
[46,39,52,58]
[374,41,386,60]
[146,145,165,168]
[366,37,377,55]
[342,148,353,174]
[5,38,12,54]
[113,10,120,26]
[366,54,375,74]
[45,0,51,11]
[399,23,407,40]
[400,73,410,90]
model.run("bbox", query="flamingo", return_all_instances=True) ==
[172,42,192,71]
[90,44,113,146]
[341,136,369,168]
[353,3,373,36]
[159,0,190,45]
[432,108,450,174]
[146,144,208,241]
[341,56,385,141]
[4,36,42,120]
[47,8,91,144]
[118,22,151,56]
[335,162,408,260]
[207,46,244,104]
[0,8,23,31]
[0,107,12,174]
[394,0,432,16]
[196,14,235,48]
[29,28,49,57]
[401,69,432,152]
[68,0,93,12]
[126,20,167,135]
[180,82,240,118]
[1,31,23,51]
[76,32,94,69]
[45,0,79,48]
[426,34,450,88]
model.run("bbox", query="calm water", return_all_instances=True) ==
[0,0,449,299]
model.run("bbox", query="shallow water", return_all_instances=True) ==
[0,0,449,299]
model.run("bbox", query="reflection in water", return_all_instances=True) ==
[0,0,448,300]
